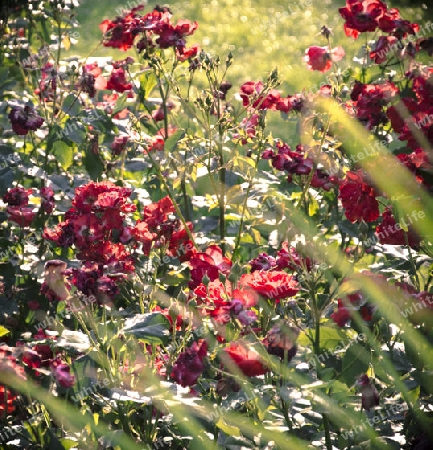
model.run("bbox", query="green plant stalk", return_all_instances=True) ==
[309,284,332,450]
[146,150,197,248]
[232,144,262,260]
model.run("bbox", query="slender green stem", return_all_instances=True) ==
[146,151,197,248]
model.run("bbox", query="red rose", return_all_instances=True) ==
[375,208,421,248]
[188,245,232,289]
[239,270,299,300]
[339,0,387,39]
[304,46,345,73]
[0,385,16,414]
[222,341,268,377]
[370,36,398,64]
[339,170,379,222]
[107,68,132,93]
[51,360,75,388]
[171,340,208,387]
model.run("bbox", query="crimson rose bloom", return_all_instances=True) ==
[171,340,208,387]
[304,46,345,73]
[8,106,44,136]
[375,208,420,248]
[239,270,299,300]
[370,36,398,64]
[339,170,379,222]
[356,374,379,411]
[0,385,16,414]
[51,360,75,388]
[222,341,268,377]
[339,0,387,39]
[107,68,132,93]
[188,245,232,289]
[3,187,32,206]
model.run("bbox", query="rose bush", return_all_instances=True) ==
[0,0,432,449]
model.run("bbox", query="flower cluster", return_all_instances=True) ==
[99,5,199,63]
[331,291,375,327]
[239,81,304,114]
[262,141,338,189]
[338,170,379,223]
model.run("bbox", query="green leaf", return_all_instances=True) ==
[308,196,319,217]
[164,128,186,153]
[62,94,81,117]
[0,170,15,197]
[139,72,157,100]
[121,312,170,345]
[405,384,420,405]
[0,326,9,337]
[64,120,86,145]
[341,343,371,387]
[53,141,74,170]
[215,417,241,437]
[84,149,104,180]
[112,93,128,116]
[59,439,79,450]
[0,67,9,86]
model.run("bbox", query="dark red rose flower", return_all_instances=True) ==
[304,45,345,72]
[215,81,232,100]
[234,113,260,144]
[111,136,129,156]
[339,0,387,39]
[171,340,207,387]
[33,344,53,366]
[0,385,16,414]
[3,187,32,206]
[311,169,339,191]
[188,245,232,289]
[51,360,75,388]
[377,7,400,32]
[249,253,277,272]
[99,5,147,51]
[155,19,198,50]
[331,290,375,327]
[330,299,352,327]
[276,242,313,271]
[222,341,268,377]
[22,349,42,372]
[378,8,419,39]
[41,187,55,214]
[370,36,398,64]
[352,82,399,129]
[176,44,200,62]
[356,374,379,411]
[239,81,272,109]
[275,96,293,114]
[262,141,314,176]
[167,223,195,261]
[8,106,44,136]
[239,270,299,300]
[142,196,175,228]
[72,181,133,214]
[107,67,132,93]
[375,207,421,248]
[339,170,379,222]
[6,206,37,227]
[264,321,299,362]
[397,148,431,187]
